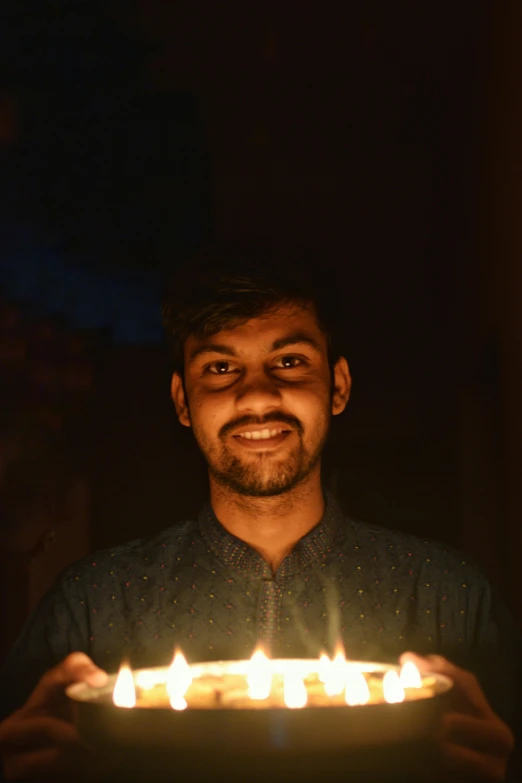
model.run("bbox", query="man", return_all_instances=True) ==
[0,244,520,781]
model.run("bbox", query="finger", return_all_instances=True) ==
[442,713,515,759]
[25,653,108,714]
[0,715,79,752]
[400,652,493,718]
[441,742,508,783]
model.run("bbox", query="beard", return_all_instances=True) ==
[192,414,331,498]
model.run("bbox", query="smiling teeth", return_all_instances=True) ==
[237,428,284,440]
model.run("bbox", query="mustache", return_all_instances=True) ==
[220,412,303,439]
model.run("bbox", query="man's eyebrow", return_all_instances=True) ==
[189,343,238,363]
[270,332,323,353]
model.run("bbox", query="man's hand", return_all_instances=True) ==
[0,652,108,781]
[400,652,515,783]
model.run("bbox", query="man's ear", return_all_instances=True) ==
[331,356,351,416]
[171,372,191,427]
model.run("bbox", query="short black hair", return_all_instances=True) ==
[161,241,344,381]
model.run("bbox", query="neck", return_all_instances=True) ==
[209,469,326,572]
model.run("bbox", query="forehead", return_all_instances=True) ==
[184,304,327,361]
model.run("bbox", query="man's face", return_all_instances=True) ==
[171,303,350,498]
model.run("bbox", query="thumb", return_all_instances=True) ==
[26,652,108,714]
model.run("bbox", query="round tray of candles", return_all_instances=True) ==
[67,652,453,783]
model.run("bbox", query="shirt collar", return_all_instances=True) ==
[198,489,344,579]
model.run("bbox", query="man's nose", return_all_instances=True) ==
[234,372,283,413]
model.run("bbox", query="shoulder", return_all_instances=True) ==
[344,516,487,583]
[59,519,200,586]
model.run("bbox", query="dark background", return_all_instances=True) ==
[1,1,521,656]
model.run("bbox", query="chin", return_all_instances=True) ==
[217,469,307,498]
[237,484,293,498]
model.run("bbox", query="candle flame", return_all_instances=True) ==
[166,649,192,710]
[383,670,405,703]
[318,652,330,683]
[399,661,422,688]
[247,649,272,700]
[344,667,370,706]
[113,662,136,708]
[333,639,346,656]
[283,671,308,709]
[323,647,346,697]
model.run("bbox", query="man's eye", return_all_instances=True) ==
[275,355,303,369]
[206,361,234,375]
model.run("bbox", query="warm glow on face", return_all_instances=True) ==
[247,649,272,700]
[166,649,192,710]
[113,662,136,708]
[181,306,337,503]
[382,670,405,703]
[283,671,308,708]
[399,661,422,688]
[323,648,346,697]
[344,667,370,706]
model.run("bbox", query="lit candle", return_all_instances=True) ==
[399,660,422,688]
[344,667,370,706]
[382,670,405,703]
[166,649,192,710]
[318,652,330,684]
[247,649,272,700]
[323,647,347,697]
[283,671,307,709]
[113,662,136,708]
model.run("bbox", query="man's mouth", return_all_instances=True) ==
[232,427,293,449]
[235,428,288,441]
